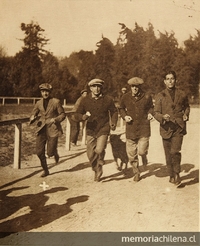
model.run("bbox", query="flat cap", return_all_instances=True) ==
[81,89,87,94]
[88,78,104,86]
[128,77,144,86]
[39,83,52,91]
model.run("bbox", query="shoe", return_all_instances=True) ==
[174,173,181,186]
[71,142,76,147]
[133,173,140,182]
[169,176,175,183]
[41,171,49,177]
[54,153,59,164]
[96,165,103,182]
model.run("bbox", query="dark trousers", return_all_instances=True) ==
[69,117,80,145]
[36,127,58,171]
[162,127,184,177]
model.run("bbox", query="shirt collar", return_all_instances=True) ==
[91,93,103,99]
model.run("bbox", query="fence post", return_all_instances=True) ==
[81,122,87,146]
[14,123,22,169]
[65,116,71,150]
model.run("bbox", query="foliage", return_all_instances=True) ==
[94,37,116,95]
[0,21,199,104]
[0,56,13,96]
[20,22,49,57]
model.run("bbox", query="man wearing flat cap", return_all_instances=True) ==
[119,77,154,182]
[74,78,118,182]
[30,83,66,177]
[69,89,88,146]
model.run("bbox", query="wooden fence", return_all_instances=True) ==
[0,110,124,169]
[0,113,87,169]
[0,97,67,107]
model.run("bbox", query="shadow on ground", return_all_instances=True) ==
[101,162,199,187]
[0,151,86,190]
[0,185,89,235]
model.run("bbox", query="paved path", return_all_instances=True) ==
[0,109,199,244]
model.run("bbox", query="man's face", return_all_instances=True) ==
[90,84,102,96]
[131,85,139,96]
[164,73,176,89]
[41,89,50,99]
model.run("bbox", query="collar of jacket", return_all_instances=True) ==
[128,91,145,100]
[89,93,104,100]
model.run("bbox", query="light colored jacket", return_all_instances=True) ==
[30,97,66,137]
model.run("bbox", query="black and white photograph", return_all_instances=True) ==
[0,0,199,245]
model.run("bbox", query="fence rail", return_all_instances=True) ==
[0,97,67,106]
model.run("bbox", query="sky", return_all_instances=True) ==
[0,0,200,57]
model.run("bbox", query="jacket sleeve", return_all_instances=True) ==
[154,93,165,124]
[30,101,40,121]
[183,95,190,120]
[73,99,86,122]
[54,100,66,123]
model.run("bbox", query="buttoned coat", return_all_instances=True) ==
[31,97,66,137]
[119,91,154,139]
[154,88,190,139]
[75,94,118,138]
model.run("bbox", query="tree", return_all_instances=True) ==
[94,37,116,95]
[56,65,78,103]
[42,52,60,85]
[76,50,95,91]
[0,46,13,96]
[60,50,95,94]
[184,30,200,99]
[11,48,44,96]
[11,21,49,96]
[20,21,49,58]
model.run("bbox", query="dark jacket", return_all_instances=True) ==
[119,91,154,139]
[30,97,66,137]
[75,93,118,137]
[154,88,190,139]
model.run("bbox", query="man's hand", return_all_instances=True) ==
[29,115,37,125]
[82,111,91,121]
[183,114,188,121]
[162,114,170,122]
[82,114,90,121]
[147,113,153,120]
[49,118,56,125]
[110,124,116,131]
[30,115,35,123]
[124,115,133,123]
[86,111,91,117]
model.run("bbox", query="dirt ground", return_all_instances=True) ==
[0,108,199,244]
